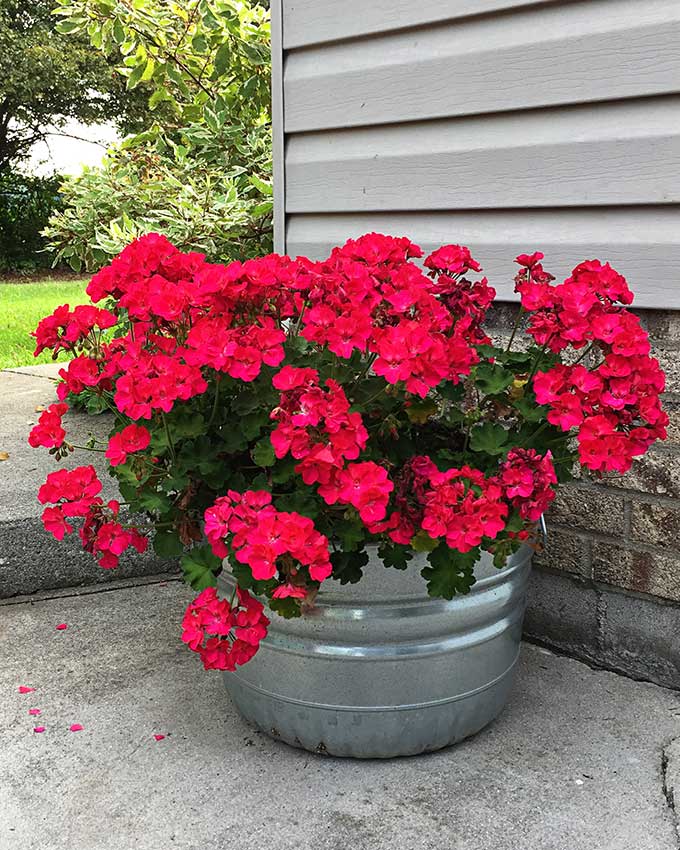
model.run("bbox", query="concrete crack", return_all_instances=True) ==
[0,572,181,606]
[662,741,680,848]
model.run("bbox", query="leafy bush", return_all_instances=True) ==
[44,0,272,271]
[43,120,272,272]
[0,171,64,272]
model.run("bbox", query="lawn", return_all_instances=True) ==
[0,280,89,370]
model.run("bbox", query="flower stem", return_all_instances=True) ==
[162,414,176,463]
[207,378,222,429]
[526,338,554,384]
[354,353,378,385]
[504,306,525,354]
[572,343,594,366]
[360,384,387,407]
[527,421,551,443]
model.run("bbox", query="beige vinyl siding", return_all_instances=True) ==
[273,0,680,308]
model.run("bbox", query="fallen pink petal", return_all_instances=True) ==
[153,734,165,741]
[69,724,83,732]
[55,623,68,631]
[33,726,45,733]
[18,686,35,694]
[28,708,41,716]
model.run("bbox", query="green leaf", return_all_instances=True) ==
[422,546,479,599]
[474,363,515,396]
[410,530,439,552]
[513,395,549,423]
[330,549,369,585]
[269,597,302,619]
[504,510,525,533]
[191,33,209,53]
[252,201,273,217]
[113,19,125,43]
[274,491,319,520]
[137,489,173,514]
[163,469,191,491]
[405,397,438,424]
[334,518,366,552]
[55,19,83,34]
[118,481,138,503]
[248,174,273,196]
[204,107,219,133]
[126,61,146,89]
[437,382,465,402]
[493,546,511,568]
[378,544,413,571]
[252,438,275,468]
[149,88,169,110]
[503,350,534,369]
[181,546,221,590]
[166,411,206,440]
[469,422,510,456]
[140,57,156,82]
[213,43,231,77]
[218,428,249,454]
[240,411,269,440]
[271,456,296,485]
[153,530,184,559]
[475,343,503,360]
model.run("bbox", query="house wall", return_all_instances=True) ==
[272,0,680,686]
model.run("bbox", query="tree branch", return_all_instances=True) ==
[44,131,110,148]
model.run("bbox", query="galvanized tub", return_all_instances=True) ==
[219,546,532,758]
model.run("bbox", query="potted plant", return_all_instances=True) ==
[30,233,667,757]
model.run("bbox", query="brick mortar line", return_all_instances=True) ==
[584,536,594,580]
[534,564,680,611]
[558,480,680,508]
[545,522,678,558]
[623,498,632,543]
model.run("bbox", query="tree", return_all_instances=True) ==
[0,0,151,171]
[44,0,273,270]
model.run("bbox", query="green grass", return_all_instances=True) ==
[0,280,89,370]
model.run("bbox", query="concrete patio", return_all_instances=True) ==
[2,576,680,850]
[2,367,680,850]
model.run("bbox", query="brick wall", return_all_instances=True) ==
[487,306,680,686]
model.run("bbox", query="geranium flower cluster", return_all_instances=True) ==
[29,232,666,676]
[181,586,269,671]
[369,452,556,551]
[424,245,495,345]
[38,466,147,568]
[105,424,151,466]
[516,254,668,472]
[204,490,332,593]
[299,233,484,397]
[34,304,116,357]
[29,403,69,449]
[498,449,558,521]
[270,366,393,522]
